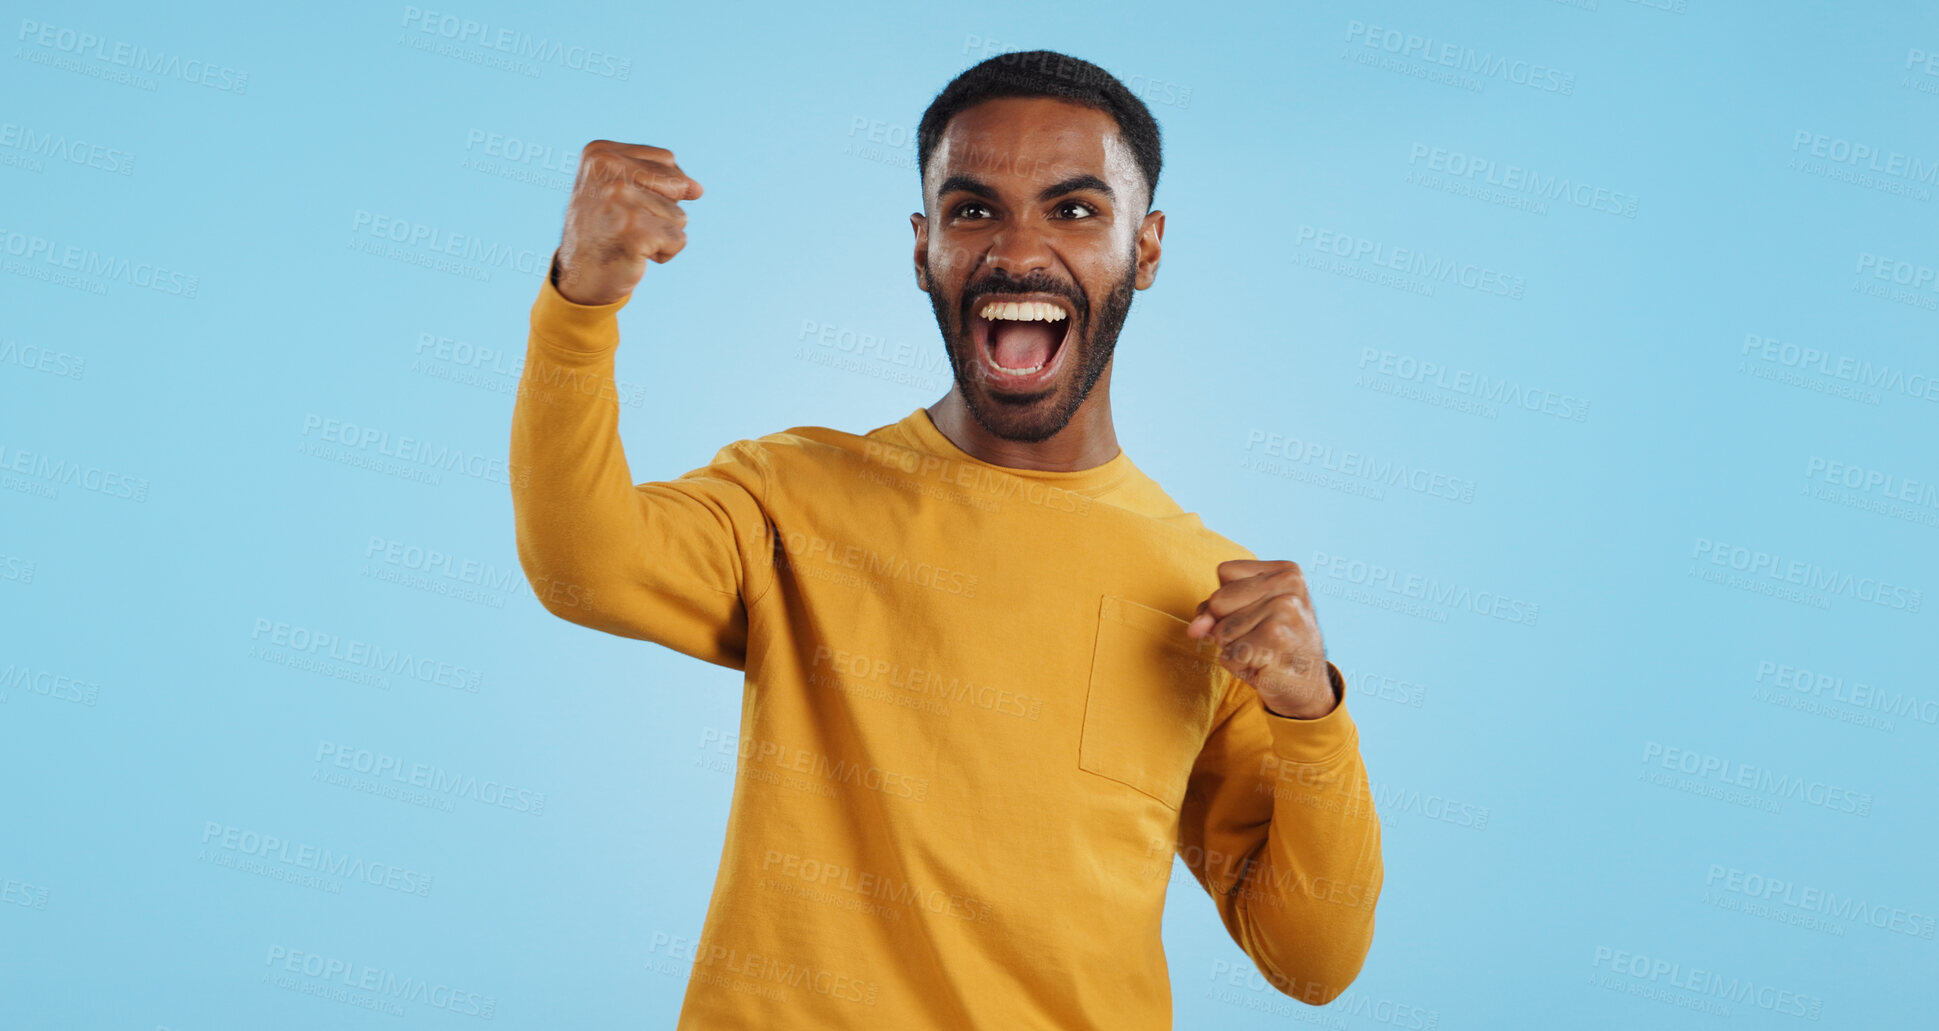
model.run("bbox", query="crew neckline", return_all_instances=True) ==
[895,407,1135,497]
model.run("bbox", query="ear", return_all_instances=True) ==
[910,212,929,292]
[1134,209,1165,290]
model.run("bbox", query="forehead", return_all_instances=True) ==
[926,96,1138,200]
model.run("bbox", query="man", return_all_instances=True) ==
[510,50,1382,1029]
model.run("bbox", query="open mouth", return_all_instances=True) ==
[966,297,1075,394]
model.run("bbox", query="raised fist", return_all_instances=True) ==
[554,140,704,305]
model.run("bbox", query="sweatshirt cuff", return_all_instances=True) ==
[529,250,631,356]
[1262,661,1357,765]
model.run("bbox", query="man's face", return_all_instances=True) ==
[912,96,1164,443]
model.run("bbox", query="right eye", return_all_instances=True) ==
[953,201,993,219]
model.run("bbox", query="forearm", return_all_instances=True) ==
[1226,674,1384,1005]
[508,257,640,623]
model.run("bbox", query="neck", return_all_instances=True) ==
[925,385,1120,473]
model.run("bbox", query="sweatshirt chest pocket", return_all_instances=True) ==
[1079,595,1230,810]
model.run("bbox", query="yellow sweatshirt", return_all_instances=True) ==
[510,268,1383,1029]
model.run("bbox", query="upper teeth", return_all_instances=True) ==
[980,301,1068,322]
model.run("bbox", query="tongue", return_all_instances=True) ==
[989,321,1059,370]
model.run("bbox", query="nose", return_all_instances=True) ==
[980,221,1054,279]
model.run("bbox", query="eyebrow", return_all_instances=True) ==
[936,173,1115,204]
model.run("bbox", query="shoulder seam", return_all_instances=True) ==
[741,439,778,610]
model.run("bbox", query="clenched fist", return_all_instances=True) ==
[1186,559,1338,720]
[554,140,705,306]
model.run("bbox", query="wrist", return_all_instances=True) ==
[1263,665,1342,720]
[550,252,630,307]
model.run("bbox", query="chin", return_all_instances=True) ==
[963,382,1079,443]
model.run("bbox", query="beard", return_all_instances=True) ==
[923,246,1138,444]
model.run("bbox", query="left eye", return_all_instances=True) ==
[1056,201,1095,218]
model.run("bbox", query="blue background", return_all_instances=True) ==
[4,1,1935,1027]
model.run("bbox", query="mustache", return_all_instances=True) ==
[961,272,1087,323]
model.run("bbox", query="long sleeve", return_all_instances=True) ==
[1175,660,1383,1006]
[508,255,775,669]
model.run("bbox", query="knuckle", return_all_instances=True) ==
[581,156,621,184]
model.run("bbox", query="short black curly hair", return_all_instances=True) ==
[916,50,1163,214]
